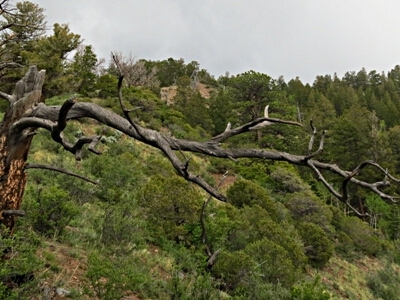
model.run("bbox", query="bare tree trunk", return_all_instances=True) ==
[0,66,45,231]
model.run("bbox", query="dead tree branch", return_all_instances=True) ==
[49,98,102,160]
[211,117,302,144]
[28,99,400,212]
[112,62,228,200]
[5,65,392,217]
[0,91,13,103]
[25,163,99,185]
[2,210,25,217]
[305,120,326,160]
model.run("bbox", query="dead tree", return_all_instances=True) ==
[0,66,399,232]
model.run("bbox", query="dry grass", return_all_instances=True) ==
[36,240,94,299]
[316,255,384,299]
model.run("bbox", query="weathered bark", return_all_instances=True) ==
[0,66,45,231]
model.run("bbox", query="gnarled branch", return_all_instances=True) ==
[48,98,102,160]
[30,100,400,211]
[13,63,396,217]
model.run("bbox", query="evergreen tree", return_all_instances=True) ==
[305,90,336,129]
[70,45,99,96]
[0,1,47,93]
[22,23,82,97]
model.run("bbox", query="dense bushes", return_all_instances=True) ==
[15,79,400,298]
[298,222,334,268]
[140,175,203,244]
[23,185,79,238]
[339,217,383,256]
[227,178,279,220]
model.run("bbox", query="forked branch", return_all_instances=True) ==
[305,120,326,160]
[211,116,302,144]
[50,98,102,160]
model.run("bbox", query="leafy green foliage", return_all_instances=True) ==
[286,193,333,230]
[226,179,278,219]
[213,237,298,294]
[100,197,147,249]
[268,162,309,194]
[229,71,277,123]
[212,250,254,291]
[244,238,298,287]
[0,228,42,300]
[339,217,383,256]
[96,74,119,99]
[86,250,167,299]
[140,175,203,243]
[70,45,99,96]
[291,276,330,300]
[0,1,47,94]
[167,270,221,300]
[121,85,164,127]
[22,23,82,97]
[298,222,334,268]
[22,185,79,238]
[174,89,214,132]
[229,205,306,267]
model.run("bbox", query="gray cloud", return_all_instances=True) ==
[33,0,400,83]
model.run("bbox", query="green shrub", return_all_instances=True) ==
[340,217,383,256]
[235,160,270,185]
[201,202,236,251]
[298,222,334,268]
[335,232,356,259]
[100,198,147,249]
[214,239,299,295]
[367,263,400,300]
[22,185,79,238]
[140,175,203,244]
[227,179,279,220]
[268,165,308,194]
[291,276,331,300]
[0,228,42,300]
[233,281,291,300]
[207,157,236,174]
[285,192,333,231]
[168,271,220,300]
[87,250,167,299]
[244,238,298,287]
[226,205,307,269]
[84,146,144,204]
[212,250,254,291]
[96,74,118,99]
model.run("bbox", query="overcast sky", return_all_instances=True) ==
[33,0,400,83]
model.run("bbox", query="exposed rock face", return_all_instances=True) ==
[160,86,177,105]
[160,83,211,105]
